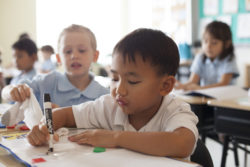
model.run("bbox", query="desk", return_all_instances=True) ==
[176,95,215,143]
[0,129,200,167]
[208,97,250,167]
[0,129,28,167]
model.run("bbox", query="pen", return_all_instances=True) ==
[44,93,54,152]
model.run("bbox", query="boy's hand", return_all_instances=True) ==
[10,84,30,102]
[174,81,184,90]
[52,103,60,109]
[27,124,59,146]
[68,129,120,148]
[185,83,201,90]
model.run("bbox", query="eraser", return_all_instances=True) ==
[93,147,106,153]
[32,157,46,163]
[6,125,16,129]
[20,125,29,130]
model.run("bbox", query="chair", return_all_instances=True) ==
[191,139,214,167]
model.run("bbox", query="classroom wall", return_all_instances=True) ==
[0,0,36,67]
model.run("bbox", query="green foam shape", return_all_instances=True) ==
[93,147,106,153]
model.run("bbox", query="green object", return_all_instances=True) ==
[93,147,106,153]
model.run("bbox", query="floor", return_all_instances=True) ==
[206,138,250,167]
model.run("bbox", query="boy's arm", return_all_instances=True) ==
[69,127,196,158]
[116,127,195,158]
[27,106,76,146]
[175,73,200,90]
[52,107,76,130]
[198,73,233,89]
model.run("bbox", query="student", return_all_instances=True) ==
[0,50,5,102]
[1,24,109,108]
[175,21,239,90]
[27,28,198,159]
[10,38,38,85]
[40,45,57,73]
[19,32,30,40]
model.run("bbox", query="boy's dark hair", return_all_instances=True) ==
[41,45,54,54]
[19,33,30,40]
[203,21,234,62]
[113,28,180,76]
[12,38,37,56]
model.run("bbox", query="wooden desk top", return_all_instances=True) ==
[0,147,25,167]
[208,97,250,111]
[176,94,211,105]
[179,60,192,66]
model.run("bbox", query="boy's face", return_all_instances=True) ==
[58,32,98,78]
[110,53,171,119]
[13,49,36,72]
[202,32,224,60]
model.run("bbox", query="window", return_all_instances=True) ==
[36,0,191,65]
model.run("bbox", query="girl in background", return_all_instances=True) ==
[175,21,239,90]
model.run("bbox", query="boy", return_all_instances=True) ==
[27,29,198,159]
[40,45,57,73]
[1,24,108,108]
[10,38,38,85]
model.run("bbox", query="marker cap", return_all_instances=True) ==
[44,93,51,102]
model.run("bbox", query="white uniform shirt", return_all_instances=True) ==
[73,94,198,159]
[73,94,198,139]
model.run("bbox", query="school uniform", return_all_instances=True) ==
[190,54,239,86]
[10,68,37,85]
[72,94,199,159]
[21,71,109,109]
[41,58,56,72]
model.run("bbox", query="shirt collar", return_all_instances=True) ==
[57,73,103,99]
[205,57,219,65]
[22,68,36,78]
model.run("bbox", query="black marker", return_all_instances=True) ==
[44,93,54,152]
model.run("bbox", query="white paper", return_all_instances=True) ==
[1,129,201,167]
[237,13,250,38]
[204,0,219,15]
[0,104,12,115]
[173,85,248,100]
[223,0,238,13]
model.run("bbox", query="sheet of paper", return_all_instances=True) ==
[203,0,219,15]
[0,129,200,167]
[173,85,248,100]
[237,13,250,38]
[0,104,12,115]
[222,0,238,13]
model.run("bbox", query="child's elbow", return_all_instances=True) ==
[177,139,196,158]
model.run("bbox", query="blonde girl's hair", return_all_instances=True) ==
[57,24,97,51]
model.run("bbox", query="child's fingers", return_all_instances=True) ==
[23,84,31,98]
[77,138,90,145]
[52,103,59,109]
[68,132,87,142]
[40,124,49,135]
[10,87,22,102]
[27,125,46,146]
[53,134,59,141]
[17,85,29,101]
